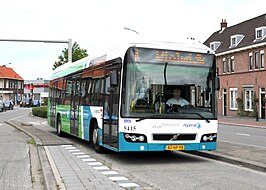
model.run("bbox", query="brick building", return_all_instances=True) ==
[204,14,266,119]
[0,65,24,104]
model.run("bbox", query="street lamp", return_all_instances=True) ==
[1,63,12,100]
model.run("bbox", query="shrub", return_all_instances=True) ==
[32,106,47,118]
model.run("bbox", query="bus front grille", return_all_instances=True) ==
[152,134,196,141]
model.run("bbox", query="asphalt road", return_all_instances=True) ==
[218,124,266,148]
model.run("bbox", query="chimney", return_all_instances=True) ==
[220,19,227,31]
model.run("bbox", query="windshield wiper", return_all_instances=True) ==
[179,112,210,123]
[135,114,167,122]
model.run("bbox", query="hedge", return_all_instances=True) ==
[32,106,47,118]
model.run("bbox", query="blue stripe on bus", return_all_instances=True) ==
[83,106,92,141]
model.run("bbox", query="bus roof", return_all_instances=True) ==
[50,38,214,80]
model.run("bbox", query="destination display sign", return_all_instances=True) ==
[132,47,212,65]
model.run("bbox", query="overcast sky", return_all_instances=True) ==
[0,0,265,80]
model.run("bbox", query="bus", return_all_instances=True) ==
[48,39,219,153]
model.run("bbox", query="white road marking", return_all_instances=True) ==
[93,166,110,170]
[236,133,250,137]
[220,140,266,149]
[109,176,128,181]
[76,155,90,158]
[0,123,3,126]
[118,183,139,187]
[101,171,119,175]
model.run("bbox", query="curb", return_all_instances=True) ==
[5,121,57,190]
[218,121,266,129]
[189,150,266,173]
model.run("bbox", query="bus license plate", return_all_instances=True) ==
[166,145,185,151]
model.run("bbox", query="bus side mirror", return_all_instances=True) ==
[215,77,220,91]
[110,71,118,87]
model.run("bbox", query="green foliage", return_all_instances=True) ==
[32,106,47,118]
[42,97,48,106]
[53,42,88,70]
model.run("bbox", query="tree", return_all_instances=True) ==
[53,42,88,70]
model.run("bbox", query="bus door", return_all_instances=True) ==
[49,81,57,127]
[70,76,81,136]
[103,60,121,149]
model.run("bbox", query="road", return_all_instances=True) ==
[218,124,266,148]
[2,108,266,190]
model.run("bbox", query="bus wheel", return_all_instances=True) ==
[57,117,63,137]
[92,126,104,153]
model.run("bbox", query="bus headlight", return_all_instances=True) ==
[124,133,147,143]
[200,133,217,142]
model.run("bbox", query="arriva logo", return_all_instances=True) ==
[183,123,201,129]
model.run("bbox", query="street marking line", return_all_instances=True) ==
[44,146,66,190]
[109,176,128,181]
[87,162,103,166]
[118,183,139,187]
[61,145,72,147]
[236,133,250,136]
[68,149,80,152]
[64,147,75,150]
[82,158,96,162]
[101,171,119,175]
[220,140,266,149]
[93,166,110,170]
[76,155,90,158]
[72,152,85,155]
[0,123,3,126]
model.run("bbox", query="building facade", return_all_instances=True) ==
[0,65,24,104]
[24,78,49,104]
[204,14,266,119]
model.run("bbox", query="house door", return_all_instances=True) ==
[260,88,265,119]
[223,89,227,116]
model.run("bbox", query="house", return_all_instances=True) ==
[23,78,49,104]
[204,14,266,119]
[0,65,24,104]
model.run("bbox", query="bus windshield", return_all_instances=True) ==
[122,47,216,119]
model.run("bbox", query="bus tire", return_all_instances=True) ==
[92,126,105,153]
[57,117,64,137]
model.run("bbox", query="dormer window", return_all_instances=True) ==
[210,41,221,51]
[230,34,244,48]
[255,26,266,40]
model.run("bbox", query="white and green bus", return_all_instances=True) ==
[48,39,219,153]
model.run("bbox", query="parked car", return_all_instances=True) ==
[0,100,6,112]
[32,100,40,107]
[4,100,14,110]
[20,98,32,107]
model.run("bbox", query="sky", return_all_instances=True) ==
[0,0,265,80]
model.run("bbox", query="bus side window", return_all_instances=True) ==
[64,79,72,105]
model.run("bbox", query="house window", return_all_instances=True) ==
[231,37,236,46]
[249,53,253,70]
[229,88,238,110]
[231,56,235,72]
[255,51,259,69]
[230,34,244,47]
[256,29,262,39]
[210,41,221,51]
[223,58,226,73]
[227,57,230,73]
[261,50,264,69]
[244,88,254,111]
